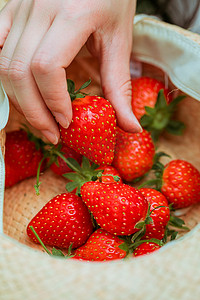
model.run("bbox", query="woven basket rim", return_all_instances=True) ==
[1,220,200,259]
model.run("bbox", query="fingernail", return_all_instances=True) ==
[42,130,59,145]
[54,112,69,129]
[133,115,143,132]
[136,121,143,133]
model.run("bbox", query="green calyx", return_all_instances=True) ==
[34,144,102,196]
[34,143,111,196]
[133,203,167,235]
[118,201,189,256]
[67,79,91,101]
[118,203,166,256]
[118,237,163,257]
[63,156,102,195]
[64,157,122,195]
[137,151,170,190]
[162,204,190,243]
[95,173,121,183]
[34,143,92,196]
[140,89,186,142]
[34,143,69,196]
[129,152,168,186]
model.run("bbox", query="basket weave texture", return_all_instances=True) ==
[0,2,200,300]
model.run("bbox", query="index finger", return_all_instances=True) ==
[31,16,92,128]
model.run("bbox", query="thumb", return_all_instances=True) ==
[99,39,142,133]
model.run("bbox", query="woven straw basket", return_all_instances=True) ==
[0,2,200,300]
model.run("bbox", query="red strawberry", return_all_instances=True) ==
[73,229,126,261]
[5,129,45,188]
[50,144,82,176]
[161,160,200,209]
[60,95,116,165]
[27,193,94,249]
[131,77,185,142]
[96,165,122,183]
[112,127,155,182]
[81,182,148,236]
[133,241,161,257]
[131,76,172,120]
[139,188,170,240]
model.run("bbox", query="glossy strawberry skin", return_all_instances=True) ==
[5,130,44,188]
[133,242,161,257]
[96,165,123,183]
[161,160,200,209]
[140,188,170,240]
[27,193,94,249]
[131,76,172,120]
[73,229,126,261]
[112,127,155,182]
[60,96,116,165]
[81,182,148,236]
[50,144,82,176]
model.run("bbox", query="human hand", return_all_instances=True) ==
[0,0,141,144]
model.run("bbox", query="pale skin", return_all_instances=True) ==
[0,0,141,144]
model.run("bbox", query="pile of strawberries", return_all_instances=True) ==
[5,77,200,261]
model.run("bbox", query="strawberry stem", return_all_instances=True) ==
[34,157,46,195]
[149,205,167,215]
[53,149,86,177]
[132,204,167,243]
[29,225,74,258]
[34,147,88,195]
[67,79,91,101]
[137,151,171,190]
[168,215,190,231]
[29,226,52,255]
[130,238,164,250]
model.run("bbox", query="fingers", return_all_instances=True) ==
[1,1,61,144]
[31,16,91,127]
[0,0,140,144]
[86,0,140,133]
[0,0,30,114]
[0,0,20,47]
[0,10,92,144]
[99,36,142,133]
[0,2,91,144]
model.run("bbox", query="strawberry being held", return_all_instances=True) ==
[27,192,94,249]
[59,80,117,165]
